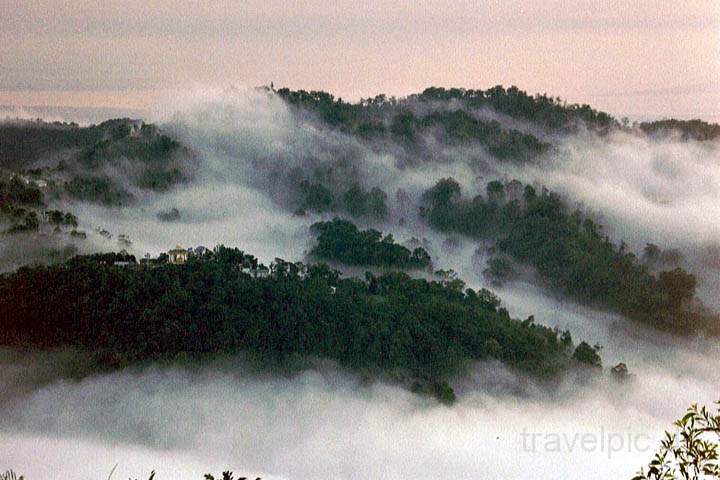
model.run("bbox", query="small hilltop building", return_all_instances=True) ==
[168,244,189,264]
[255,265,270,278]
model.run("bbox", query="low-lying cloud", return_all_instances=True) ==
[2,87,720,479]
[2,323,718,480]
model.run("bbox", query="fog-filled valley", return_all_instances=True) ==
[1,86,719,479]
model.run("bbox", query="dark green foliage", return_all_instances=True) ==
[0,177,43,207]
[341,184,388,219]
[639,118,720,141]
[46,210,78,227]
[299,181,335,212]
[83,251,137,264]
[0,246,583,395]
[276,85,617,141]
[421,177,462,217]
[421,178,714,333]
[137,167,185,192]
[572,342,602,367]
[642,243,661,263]
[299,181,389,219]
[419,110,550,159]
[310,219,432,270]
[0,119,193,207]
[78,131,191,192]
[354,121,386,138]
[634,401,720,480]
[275,85,577,163]
[390,112,418,142]
[0,118,193,182]
[482,338,503,359]
[418,85,617,132]
[65,175,133,206]
[411,379,457,405]
[657,268,697,310]
[64,212,79,227]
[80,131,182,167]
[486,180,505,201]
[0,177,80,235]
[7,211,39,233]
[0,120,104,170]
[483,257,514,286]
[47,210,65,227]
[420,177,517,237]
[275,88,353,126]
[643,243,683,268]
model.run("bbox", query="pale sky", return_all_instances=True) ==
[1,0,719,118]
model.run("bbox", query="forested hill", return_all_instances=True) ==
[0,246,605,403]
[0,118,196,199]
[275,85,617,135]
[639,118,720,141]
[420,178,719,335]
[274,86,589,164]
[273,85,720,152]
[2,86,718,340]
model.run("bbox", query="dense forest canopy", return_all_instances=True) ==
[297,181,389,219]
[1,86,718,338]
[309,218,432,270]
[420,178,716,334]
[0,246,604,403]
[0,119,102,169]
[275,86,558,164]
[0,175,81,235]
[275,85,618,135]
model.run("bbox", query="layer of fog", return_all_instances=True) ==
[0,105,148,126]
[105,87,720,267]
[66,87,483,263]
[68,182,312,264]
[1,310,718,480]
[2,237,718,480]
[513,131,720,250]
[3,87,720,479]
[500,129,720,306]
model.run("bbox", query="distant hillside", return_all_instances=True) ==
[639,118,720,141]
[0,118,197,206]
[276,85,618,134]
[0,119,106,169]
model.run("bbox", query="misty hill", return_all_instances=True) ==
[420,178,717,335]
[1,85,719,338]
[275,87,554,165]
[0,118,153,169]
[0,119,104,170]
[0,246,604,403]
[0,118,196,206]
[0,118,199,268]
[639,118,720,141]
[275,85,616,139]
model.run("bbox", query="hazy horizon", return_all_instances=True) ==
[1,0,719,119]
[2,3,720,479]
[2,93,720,127]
